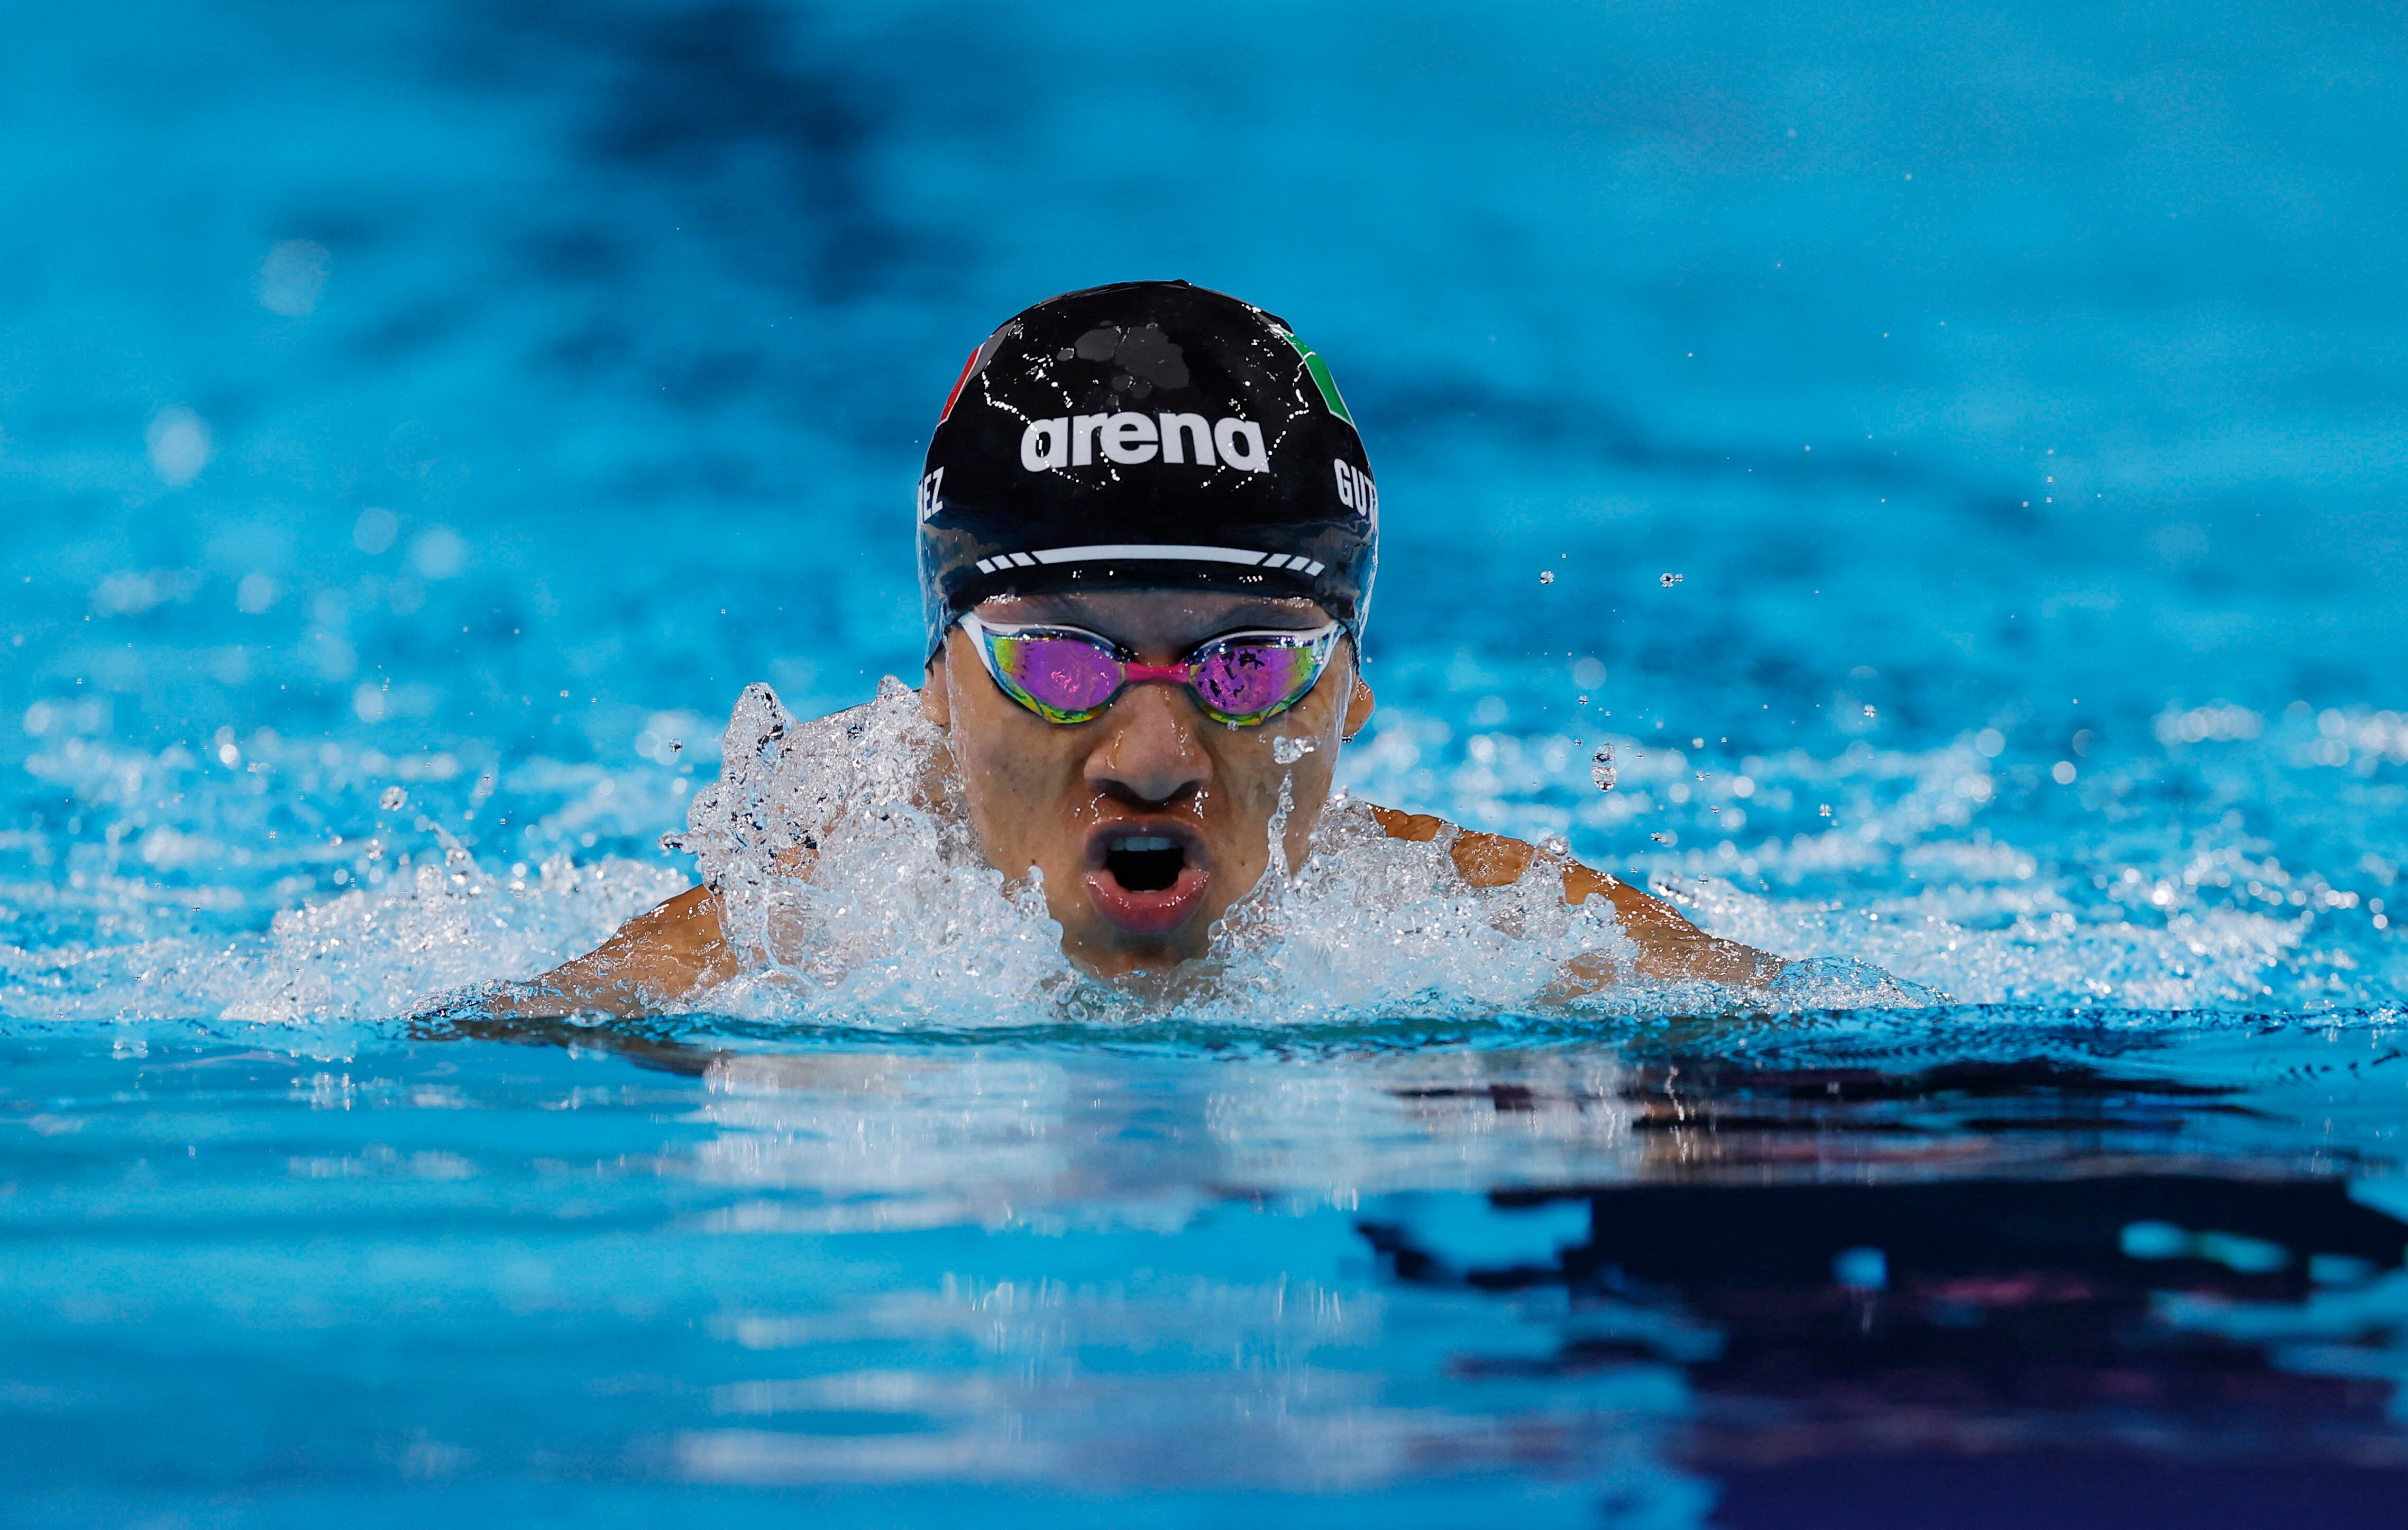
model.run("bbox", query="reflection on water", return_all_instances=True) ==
[1379,1178,2407,1476]
[6,1027,2406,1525]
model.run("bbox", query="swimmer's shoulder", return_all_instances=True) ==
[1361,802,1567,891]
[492,884,735,1019]
[1360,800,1780,982]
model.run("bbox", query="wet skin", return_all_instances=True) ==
[920,591,1360,976]
[496,592,1780,1016]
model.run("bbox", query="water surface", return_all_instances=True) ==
[3,1,2405,1522]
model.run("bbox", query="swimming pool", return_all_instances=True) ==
[5,1,2406,1523]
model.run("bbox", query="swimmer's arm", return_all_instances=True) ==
[483,884,738,1019]
[1365,804,1782,986]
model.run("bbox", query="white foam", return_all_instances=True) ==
[660,679,1892,1029]
[0,853,679,1028]
[10,679,2393,1031]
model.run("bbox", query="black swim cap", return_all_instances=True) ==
[917,280,1377,660]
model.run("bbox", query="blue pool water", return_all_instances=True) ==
[5,1,2408,1522]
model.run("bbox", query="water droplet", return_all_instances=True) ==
[1650,832,1673,845]
[1863,704,1878,719]
[1538,833,1570,858]
[1270,735,1318,765]
[146,406,213,488]
[378,787,407,811]
[1819,803,1833,817]
[257,239,331,317]
[1590,745,1617,792]
[1538,570,1555,585]
[1659,572,1683,588]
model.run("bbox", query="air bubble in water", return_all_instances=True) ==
[1539,570,1555,585]
[1660,573,1683,587]
[1270,735,1318,765]
[1590,744,1617,791]
[1863,704,1877,720]
[1538,833,1570,858]
[378,787,407,811]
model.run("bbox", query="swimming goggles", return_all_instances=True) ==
[955,612,1342,727]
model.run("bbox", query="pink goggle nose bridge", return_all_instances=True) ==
[1118,662,1191,687]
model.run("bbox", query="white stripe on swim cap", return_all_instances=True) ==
[1023,544,1281,568]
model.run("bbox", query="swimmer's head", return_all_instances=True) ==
[915,281,1378,663]
[915,283,1380,975]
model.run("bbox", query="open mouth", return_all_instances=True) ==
[1105,833,1187,892]
[1084,822,1211,938]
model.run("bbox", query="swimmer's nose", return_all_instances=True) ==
[1086,682,1212,806]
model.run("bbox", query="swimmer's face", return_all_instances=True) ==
[922,590,1375,977]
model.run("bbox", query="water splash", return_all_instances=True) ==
[7,679,2399,1032]
[658,680,1869,1029]
[0,850,679,1030]
[669,679,1075,1024]
[0,726,686,1029]
[1339,709,2408,1014]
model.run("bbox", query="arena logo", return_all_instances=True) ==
[1019,413,1269,474]
[1332,459,1377,523]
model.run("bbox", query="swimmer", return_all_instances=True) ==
[498,281,1780,1016]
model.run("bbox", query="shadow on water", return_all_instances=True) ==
[1340,1052,2408,1526]
[1368,1172,2408,1525]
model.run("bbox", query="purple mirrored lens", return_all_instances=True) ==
[994,633,1123,716]
[1191,640,1317,719]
